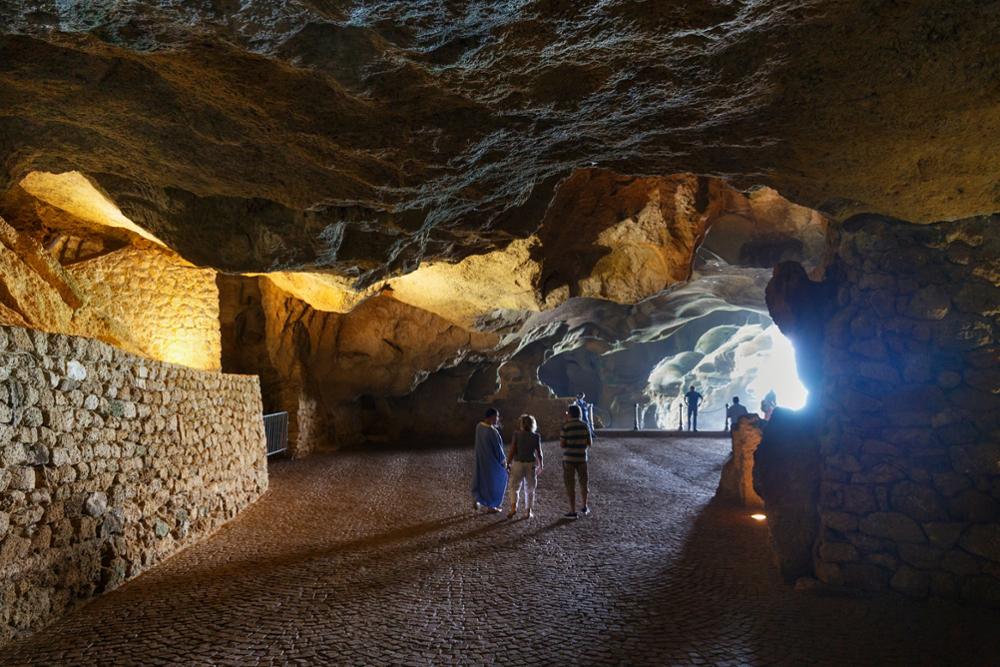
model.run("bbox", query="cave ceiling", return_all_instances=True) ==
[2,0,998,283]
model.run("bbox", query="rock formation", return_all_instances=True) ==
[0,0,997,619]
[718,415,766,508]
[0,213,220,371]
[2,1,999,282]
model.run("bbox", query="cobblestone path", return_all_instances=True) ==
[4,438,999,666]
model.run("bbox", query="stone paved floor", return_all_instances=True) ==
[4,437,1000,666]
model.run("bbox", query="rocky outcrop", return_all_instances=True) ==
[718,415,765,508]
[0,214,221,370]
[0,326,267,645]
[534,171,719,305]
[753,408,822,582]
[219,275,501,454]
[2,2,998,281]
[702,186,831,275]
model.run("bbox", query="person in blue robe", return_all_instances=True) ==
[472,408,508,511]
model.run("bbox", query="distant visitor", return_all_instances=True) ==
[684,385,703,431]
[573,392,596,439]
[726,396,749,431]
[761,390,777,421]
[472,408,508,513]
[506,414,544,519]
[561,404,592,519]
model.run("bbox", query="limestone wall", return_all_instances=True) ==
[814,214,1000,605]
[66,244,222,371]
[0,325,268,645]
[0,214,222,372]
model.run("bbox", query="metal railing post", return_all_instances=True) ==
[263,411,289,457]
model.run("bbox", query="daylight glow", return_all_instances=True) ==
[735,325,809,411]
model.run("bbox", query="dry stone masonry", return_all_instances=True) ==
[0,325,268,646]
[814,214,1000,605]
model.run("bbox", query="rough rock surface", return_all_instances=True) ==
[2,2,999,279]
[229,170,830,328]
[0,213,221,370]
[808,214,1000,605]
[753,408,821,581]
[220,275,500,455]
[0,325,268,645]
[718,415,765,508]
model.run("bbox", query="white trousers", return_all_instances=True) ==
[508,462,537,510]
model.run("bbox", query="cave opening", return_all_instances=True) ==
[536,302,809,431]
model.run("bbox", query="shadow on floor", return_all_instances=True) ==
[604,496,1000,666]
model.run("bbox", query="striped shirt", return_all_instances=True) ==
[560,419,592,462]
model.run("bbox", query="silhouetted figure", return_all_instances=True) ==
[573,392,595,439]
[726,396,749,431]
[472,408,508,512]
[684,385,703,431]
[762,390,777,421]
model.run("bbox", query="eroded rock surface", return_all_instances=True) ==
[718,415,766,508]
[0,214,221,370]
[2,1,999,279]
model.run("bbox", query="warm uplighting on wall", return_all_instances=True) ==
[19,171,168,246]
[750,513,767,522]
[160,334,218,371]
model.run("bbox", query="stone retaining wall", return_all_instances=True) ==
[814,214,1000,605]
[0,325,268,645]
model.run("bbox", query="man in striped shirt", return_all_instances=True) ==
[560,404,593,519]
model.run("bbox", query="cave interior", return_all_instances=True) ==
[0,0,999,659]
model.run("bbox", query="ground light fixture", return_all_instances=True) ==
[750,513,767,521]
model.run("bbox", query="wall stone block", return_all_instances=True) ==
[859,512,926,544]
[959,524,1000,563]
[948,490,998,523]
[840,562,890,592]
[890,565,930,598]
[889,481,947,522]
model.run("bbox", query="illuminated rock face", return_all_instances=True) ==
[718,415,766,508]
[1,2,998,281]
[219,275,501,456]
[0,215,221,371]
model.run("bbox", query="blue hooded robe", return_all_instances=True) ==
[472,421,508,508]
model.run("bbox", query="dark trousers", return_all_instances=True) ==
[687,407,698,431]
